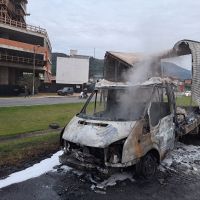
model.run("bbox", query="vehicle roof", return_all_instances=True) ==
[95,77,173,89]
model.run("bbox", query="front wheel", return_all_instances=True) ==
[135,152,158,179]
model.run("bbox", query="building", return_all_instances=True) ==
[0,0,52,95]
[39,50,104,93]
[56,55,90,92]
[52,52,68,76]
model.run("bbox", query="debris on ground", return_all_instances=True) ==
[94,172,135,190]
[160,142,200,174]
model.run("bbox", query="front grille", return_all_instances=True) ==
[66,141,104,164]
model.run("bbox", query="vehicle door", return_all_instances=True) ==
[148,86,175,157]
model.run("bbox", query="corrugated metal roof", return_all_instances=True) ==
[174,40,200,106]
[106,51,144,66]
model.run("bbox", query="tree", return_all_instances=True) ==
[17,74,40,94]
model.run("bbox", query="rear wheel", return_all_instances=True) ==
[136,152,158,179]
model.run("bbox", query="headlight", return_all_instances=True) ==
[106,139,125,164]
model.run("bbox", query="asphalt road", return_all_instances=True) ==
[1,167,200,200]
[0,96,86,107]
[1,137,200,200]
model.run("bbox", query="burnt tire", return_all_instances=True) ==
[135,152,158,179]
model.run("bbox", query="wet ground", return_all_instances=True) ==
[1,135,200,200]
[1,166,200,200]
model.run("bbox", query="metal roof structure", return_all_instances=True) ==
[95,77,171,89]
[105,39,200,107]
[106,51,144,67]
[157,39,200,106]
[172,40,200,106]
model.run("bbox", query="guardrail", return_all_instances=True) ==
[0,1,51,48]
[0,16,48,36]
[0,53,45,66]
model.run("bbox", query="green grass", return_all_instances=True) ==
[0,97,198,138]
[0,132,59,153]
[0,103,84,137]
[175,96,197,107]
[0,132,60,166]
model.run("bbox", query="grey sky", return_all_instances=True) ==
[27,0,200,61]
[162,55,192,70]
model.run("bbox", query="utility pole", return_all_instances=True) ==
[32,45,41,96]
[94,48,96,58]
[32,47,36,96]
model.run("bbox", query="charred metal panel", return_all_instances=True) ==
[150,114,175,158]
[62,116,136,148]
[122,120,148,164]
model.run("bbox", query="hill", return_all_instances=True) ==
[161,62,191,80]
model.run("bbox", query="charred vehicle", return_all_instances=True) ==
[60,77,200,178]
[60,39,200,178]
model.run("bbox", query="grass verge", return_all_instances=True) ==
[175,96,197,107]
[0,132,60,176]
[0,103,84,176]
[0,103,84,137]
[0,97,196,138]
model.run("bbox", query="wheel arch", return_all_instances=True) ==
[147,148,160,164]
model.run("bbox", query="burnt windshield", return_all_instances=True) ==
[78,86,154,121]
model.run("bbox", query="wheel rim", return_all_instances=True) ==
[142,154,157,178]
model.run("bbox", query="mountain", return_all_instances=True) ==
[161,62,191,80]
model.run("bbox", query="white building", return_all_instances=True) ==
[56,57,90,85]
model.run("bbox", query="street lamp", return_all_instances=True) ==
[32,45,41,96]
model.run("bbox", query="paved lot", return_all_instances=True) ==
[0,96,86,107]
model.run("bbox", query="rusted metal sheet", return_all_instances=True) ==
[106,51,144,66]
[122,120,152,164]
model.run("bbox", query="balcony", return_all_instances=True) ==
[0,53,45,67]
[0,16,48,36]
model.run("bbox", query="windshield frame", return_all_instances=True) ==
[78,85,158,121]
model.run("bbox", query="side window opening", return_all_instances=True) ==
[150,87,171,127]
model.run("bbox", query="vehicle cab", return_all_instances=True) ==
[60,78,176,178]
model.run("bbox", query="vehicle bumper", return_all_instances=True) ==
[59,153,109,175]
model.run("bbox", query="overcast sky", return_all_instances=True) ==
[27,0,200,65]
